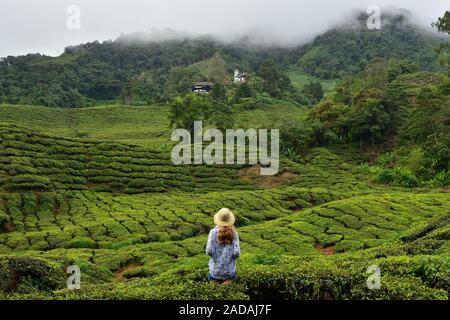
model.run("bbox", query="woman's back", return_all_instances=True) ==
[206,209,241,282]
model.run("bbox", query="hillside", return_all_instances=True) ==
[0,123,256,194]
[297,13,440,79]
[0,104,449,300]
[0,12,441,108]
[0,8,449,301]
[0,103,307,145]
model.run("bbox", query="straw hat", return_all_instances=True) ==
[214,208,236,227]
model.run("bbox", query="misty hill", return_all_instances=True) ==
[297,13,440,78]
[0,11,441,108]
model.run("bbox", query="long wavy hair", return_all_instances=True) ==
[218,226,236,245]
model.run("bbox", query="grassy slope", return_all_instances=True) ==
[0,104,307,146]
[0,104,449,300]
[30,53,84,66]
[187,56,227,79]
[0,104,171,146]
[286,67,338,96]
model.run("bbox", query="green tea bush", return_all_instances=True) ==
[395,168,419,188]
[335,240,365,252]
[0,125,251,194]
[0,211,10,226]
[5,175,52,191]
[238,259,355,299]
[377,169,395,184]
[431,170,450,187]
[414,256,450,291]
[1,120,449,300]
[253,252,281,266]
[53,281,249,300]
[352,275,448,300]
[6,234,29,249]
[65,237,98,249]
[0,256,65,293]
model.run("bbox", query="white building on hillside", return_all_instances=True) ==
[234,69,247,83]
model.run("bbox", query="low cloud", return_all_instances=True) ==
[0,0,448,57]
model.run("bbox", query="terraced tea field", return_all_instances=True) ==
[0,123,252,193]
[0,105,449,300]
[0,104,306,146]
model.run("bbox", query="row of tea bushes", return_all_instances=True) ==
[4,191,442,276]
[0,124,252,193]
[1,124,380,195]
[1,251,448,300]
[0,187,347,251]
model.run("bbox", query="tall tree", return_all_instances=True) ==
[169,93,234,134]
[364,58,388,91]
[234,82,253,102]
[211,83,227,101]
[432,11,450,73]
[302,81,324,104]
[165,67,200,100]
[210,52,227,83]
[349,90,391,147]
[259,58,281,97]
[169,94,212,134]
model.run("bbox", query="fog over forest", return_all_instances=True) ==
[0,0,448,57]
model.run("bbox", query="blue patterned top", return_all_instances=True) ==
[206,226,241,280]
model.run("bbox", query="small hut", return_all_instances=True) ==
[191,82,214,94]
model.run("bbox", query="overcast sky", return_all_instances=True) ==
[0,0,447,57]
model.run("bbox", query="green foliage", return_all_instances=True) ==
[348,94,391,147]
[376,167,419,188]
[0,123,251,194]
[308,59,395,147]
[259,58,294,98]
[432,11,450,73]
[397,86,449,179]
[303,53,449,186]
[297,13,439,79]
[237,256,448,300]
[0,257,65,293]
[302,81,324,104]
[271,117,319,154]
[169,94,235,134]
[209,102,235,132]
[377,169,395,184]
[394,167,419,188]
[120,72,163,105]
[234,82,254,102]
[164,66,201,100]
[431,171,450,187]
[0,38,303,108]
[211,83,227,101]
[0,15,449,300]
[253,252,281,266]
[208,52,228,83]
[169,94,213,132]
[0,11,441,108]
[387,58,419,81]
[52,281,249,300]
[283,147,302,163]
[414,256,450,290]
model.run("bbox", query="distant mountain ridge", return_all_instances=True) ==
[0,11,441,107]
[297,11,440,78]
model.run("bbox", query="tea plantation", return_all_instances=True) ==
[0,105,449,300]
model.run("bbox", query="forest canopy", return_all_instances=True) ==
[0,12,441,108]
